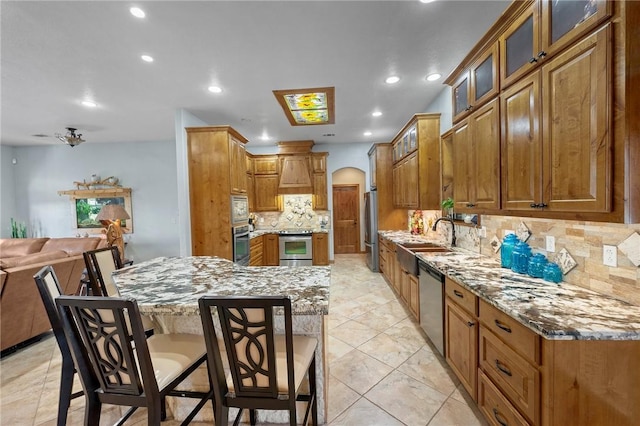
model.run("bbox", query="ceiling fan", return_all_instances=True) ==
[55,127,85,147]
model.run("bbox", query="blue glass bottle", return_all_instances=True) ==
[527,253,548,278]
[543,262,563,283]
[501,234,520,268]
[511,241,532,274]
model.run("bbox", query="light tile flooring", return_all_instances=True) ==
[0,254,486,425]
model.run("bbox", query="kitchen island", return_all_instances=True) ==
[112,256,330,424]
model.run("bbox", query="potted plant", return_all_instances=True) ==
[441,198,454,218]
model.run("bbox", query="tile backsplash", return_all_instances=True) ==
[252,195,330,230]
[481,215,640,306]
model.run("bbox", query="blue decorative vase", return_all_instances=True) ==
[527,253,548,278]
[543,262,563,283]
[511,241,532,274]
[501,234,520,268]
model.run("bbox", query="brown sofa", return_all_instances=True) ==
[0,237,106,352]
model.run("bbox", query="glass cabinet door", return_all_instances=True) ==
[540,0,610,57]
[471,41,499,108]
[500,4,539,88]
[452,73,471,122]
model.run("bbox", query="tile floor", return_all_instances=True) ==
[0,253,486,425]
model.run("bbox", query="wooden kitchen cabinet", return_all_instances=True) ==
[408,273,419,320]
[278,155,313,194]
[254,175,281,212]
[312,233,329,265]
[186,126,248,258]
[262,234,279,266]
[369,144,406,230]
[249,235,263,266]
[391,114,441,209]
[254,155,278,175]
[229,136,247,194]
[452,98,500,213]
[445,278,478,401]
[452,41,499,123]
[311,153,328,210]
[502,26,611,213]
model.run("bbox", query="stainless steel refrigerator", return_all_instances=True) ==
[364,191,378,272]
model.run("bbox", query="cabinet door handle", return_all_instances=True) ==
[530,203,539,208]
[466,203,476,208]
[494,319,512,333]
[539,203,548,208]
[495,359,513,377]
[493,408,509,426]
[467,321,475,327]
[529,57,538,63]
[537,50,547,58]
[453,290,464,298]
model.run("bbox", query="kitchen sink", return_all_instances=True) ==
[396,243,449,275]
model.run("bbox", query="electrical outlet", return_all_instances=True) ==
[504,229,515,237]
[546,235,556,252]
[603,245,617,267]
[478,226,487,238]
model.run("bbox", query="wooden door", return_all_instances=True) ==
[501,71,542,210]
[254,175,280,212]
[541,25,611,212]
[312,233,329,265]
[262,234,279,266]
[332,184,360,254]
[452,121,472,211]
[404,153,419,208]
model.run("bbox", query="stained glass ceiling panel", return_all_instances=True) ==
[273,87,335,126]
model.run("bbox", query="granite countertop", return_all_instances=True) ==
[112,256,330,316]
[379,231,640,341]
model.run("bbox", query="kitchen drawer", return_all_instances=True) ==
[479,300,540,365]
[479,326,539,424]
[445,278,478,316]
[478,370,531,426]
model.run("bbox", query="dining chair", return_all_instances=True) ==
[56,295,214,426]
[83,245,154,336]
[33,265,84,426]
[198,296,318,426]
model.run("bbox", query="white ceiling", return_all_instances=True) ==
[1,0,508,149]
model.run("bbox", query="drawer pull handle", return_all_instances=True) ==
[453,290,464,298]
[495,359,513,377]
[493,408,509,426]
[494,320,512,333]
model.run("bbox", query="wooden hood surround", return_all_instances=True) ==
[277,140,314,194]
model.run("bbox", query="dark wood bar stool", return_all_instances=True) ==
[199,296,318,426]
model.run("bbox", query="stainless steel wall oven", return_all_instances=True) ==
[232,224,250,266]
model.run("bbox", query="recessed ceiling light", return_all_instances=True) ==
[420,0,436,4]
[385,76,400,84]
[81,100,97,108]
[130,7,145,18]
[141,55,154,63]
[363,131,373,136]
[259,134,271,141]
[426,73,442,81]
[208,86,222,93]
[372,111,383,117]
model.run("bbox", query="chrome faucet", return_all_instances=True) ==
[432,217,456,247]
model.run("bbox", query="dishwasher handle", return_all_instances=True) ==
[418,261,444,282]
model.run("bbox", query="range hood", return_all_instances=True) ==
[277,140,314,194]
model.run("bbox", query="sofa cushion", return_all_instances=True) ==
[0,238,49,259]
[41,237,102,256]
[0,250,69,269]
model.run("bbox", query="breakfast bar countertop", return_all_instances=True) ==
[378,230,640,341]
[112,256,330,316]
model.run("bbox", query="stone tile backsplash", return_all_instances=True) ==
[252,195,330,230]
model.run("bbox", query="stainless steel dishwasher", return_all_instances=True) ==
[418,259,445,356]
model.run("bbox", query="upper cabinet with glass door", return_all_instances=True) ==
[501,0,610,89]
[452,42,499,123]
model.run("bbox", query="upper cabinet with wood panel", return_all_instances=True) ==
[186,126,248,258]
[252,155,280,212]
[500,0,611,88]
[391,113,441,210]
[447,0,639,223]
[452,42,500,123]
[311,153,328,210]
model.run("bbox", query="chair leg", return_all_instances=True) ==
[250,409,257,425]
[83,394,101,426]
[57,358,75,426]
[148,403,163,426]
[310,355,318,426]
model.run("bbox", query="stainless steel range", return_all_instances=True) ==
[278,229,313,266]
